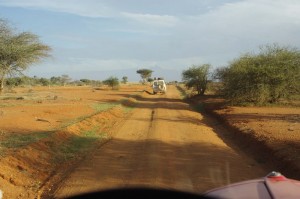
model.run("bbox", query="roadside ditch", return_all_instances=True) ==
[177,85,300,181]
[0,98,138,199]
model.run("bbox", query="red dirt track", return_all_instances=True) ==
[54,86,267,197]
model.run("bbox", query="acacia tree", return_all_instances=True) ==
[182,64,210,95]
[121,76,128,84]
[0,19,51,93]
[136,69,153,84]
[61,74,71,86]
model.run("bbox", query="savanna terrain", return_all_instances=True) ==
[0,84,299,198]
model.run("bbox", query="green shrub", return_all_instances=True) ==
[216,44,300,105]
[182,64,210,95]
[103,76,119,89]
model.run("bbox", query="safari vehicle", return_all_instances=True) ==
[152,78,167,94]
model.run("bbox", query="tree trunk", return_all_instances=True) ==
[200,88,205,95]
[0,75,4,94]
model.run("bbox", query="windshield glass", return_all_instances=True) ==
[0,1,299,199]
[154,81,164,86]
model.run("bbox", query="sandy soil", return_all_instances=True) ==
[213,105,300,178]
[191,94,300,179]
[0,85,142,133]
[0,85,143,199]
[54,86,267,198]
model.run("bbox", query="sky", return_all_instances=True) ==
[0,0,300,81]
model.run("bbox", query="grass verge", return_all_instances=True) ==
[91,102,119,112]
[176,85,189,99]
[55,126,108,162]
[0,132,51,156]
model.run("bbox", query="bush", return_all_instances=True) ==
[121,76,128,84]
[5,77,24,87]
[182,64,211,95]
[39,78,50,86]
[217,44,300,105]
[103,76,119,90]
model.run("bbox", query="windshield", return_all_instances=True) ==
[0,1,299,199]
[154,80,164,86]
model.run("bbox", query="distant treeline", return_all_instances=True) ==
[5,75,102,87]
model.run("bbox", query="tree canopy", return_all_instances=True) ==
[182,64,210,95]
[216,44,300,104]
[0,19,51,93]
[121,76,128,84]
[136,69,153,83]
[103,76,119,89]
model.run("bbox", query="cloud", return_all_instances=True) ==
[4,0,300,79]
[191,0,300,37]
[0,0,179,28]
[171,0,300,62]
[0,0,115,17]
[121,12,179,27]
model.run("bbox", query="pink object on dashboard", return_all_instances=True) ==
[204,172,300,199]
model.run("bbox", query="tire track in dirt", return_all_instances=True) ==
[53,86,268,198]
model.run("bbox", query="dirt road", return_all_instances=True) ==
[54,86,267,197]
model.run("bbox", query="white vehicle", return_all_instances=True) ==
[152,79,167,94]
